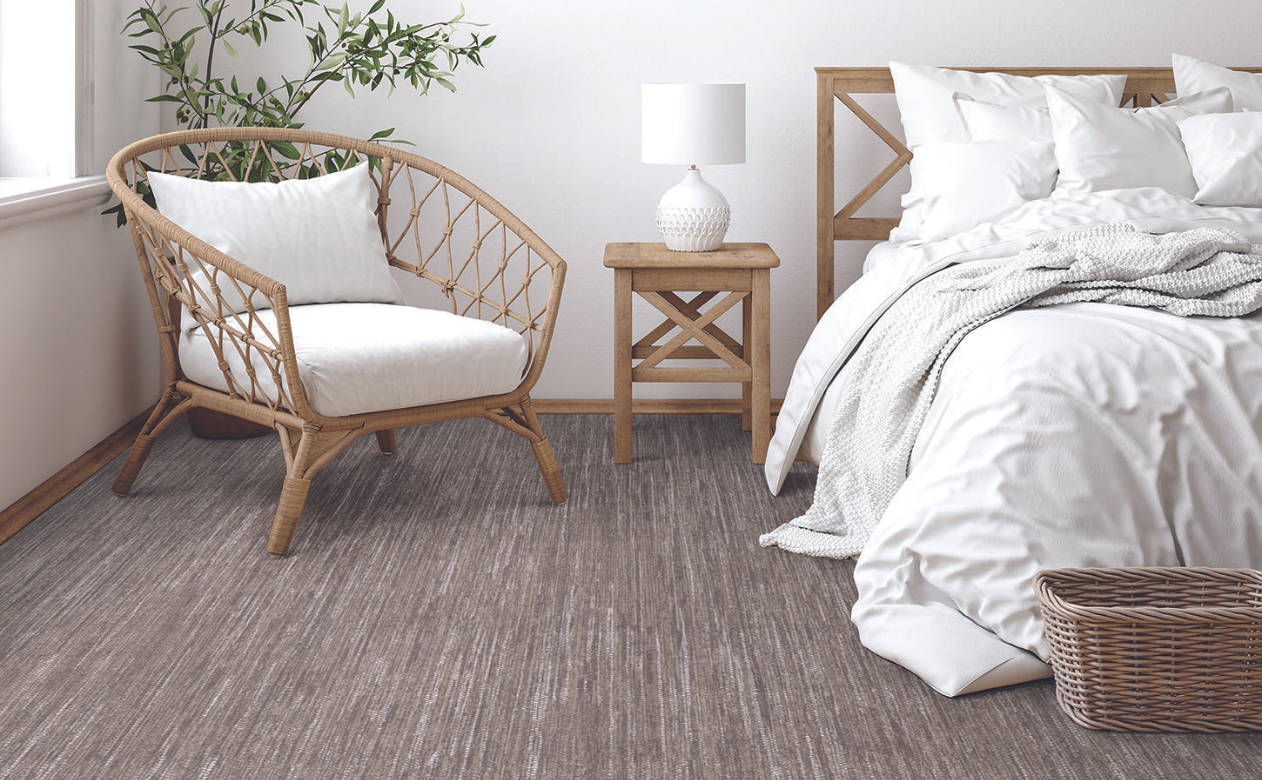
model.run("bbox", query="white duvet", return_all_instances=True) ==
[762,188,1262,696]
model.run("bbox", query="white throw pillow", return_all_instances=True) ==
[956,97,1053,141]
[889,64,1124,241]
[148,164,405,327]
[1045,85,1233,197]
[910,137,1057,242]
[1177,111,1262,207]
[1173,54,1262,111]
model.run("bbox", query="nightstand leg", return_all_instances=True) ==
[741,289,752,432]
[752,269,771,464]
[614,268,633,464]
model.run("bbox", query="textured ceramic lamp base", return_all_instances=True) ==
[656,205,730,251]
[655,167,730,252]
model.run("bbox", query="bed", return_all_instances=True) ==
[759,59,1262,696]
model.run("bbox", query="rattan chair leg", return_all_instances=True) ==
[519,397,568,504]
[111,392,189,496]
[375,429,398,454]
[268,474,312,556]
[112,434,157,497]
[530,436,568,504]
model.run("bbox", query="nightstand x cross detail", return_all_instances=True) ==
[604,242,780,465]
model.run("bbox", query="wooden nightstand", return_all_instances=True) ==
[604,242,779,464]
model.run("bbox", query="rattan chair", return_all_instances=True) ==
[107,128,568,555]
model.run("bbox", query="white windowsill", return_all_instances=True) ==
[0,176,112,230]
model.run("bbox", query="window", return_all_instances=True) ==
[0,0,91,180]
[0,0,101,214]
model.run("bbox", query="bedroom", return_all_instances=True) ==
[2,0,1261,776]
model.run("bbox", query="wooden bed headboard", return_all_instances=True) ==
[814,66,1261,320]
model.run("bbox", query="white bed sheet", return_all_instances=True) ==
[765,188,1262,695]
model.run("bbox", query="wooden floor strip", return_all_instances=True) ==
[0,405,153,545]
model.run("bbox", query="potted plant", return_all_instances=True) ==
[125,0,492,130]
[110,0,492,213]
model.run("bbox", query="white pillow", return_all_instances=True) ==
[889,64,1124,241]
[1177,111,1262,207]
[147,164,405,326]
[1045,85,1233,197]
[1173,54,1262,111]
[890,63,1126,146]
[909,137,1057,242]
[956,97,1052,141]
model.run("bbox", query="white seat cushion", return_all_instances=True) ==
[180,303,529,417]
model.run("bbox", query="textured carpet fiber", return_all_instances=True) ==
[1,414,1259,779]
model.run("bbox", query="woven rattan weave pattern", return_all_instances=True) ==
[107,128,568,555]
[1036,566,1262,732]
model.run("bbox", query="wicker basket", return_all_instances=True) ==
[1035,566,1262,732]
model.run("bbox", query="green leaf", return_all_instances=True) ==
[140,9,163,34]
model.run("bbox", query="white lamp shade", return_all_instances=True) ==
[641,83,746,166]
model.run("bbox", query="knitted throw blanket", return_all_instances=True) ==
[760,223,1262,558]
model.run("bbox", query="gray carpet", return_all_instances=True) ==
[1,414,1258,779]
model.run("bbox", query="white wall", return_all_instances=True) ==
[0,0,158,509]
[232,0,1261,404]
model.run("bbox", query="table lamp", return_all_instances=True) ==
[641,83,746,252]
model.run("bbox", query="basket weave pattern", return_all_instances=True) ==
[108,128,569,555]
[1035,567,1262,732]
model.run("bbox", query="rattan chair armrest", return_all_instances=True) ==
[120,200,313,419]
